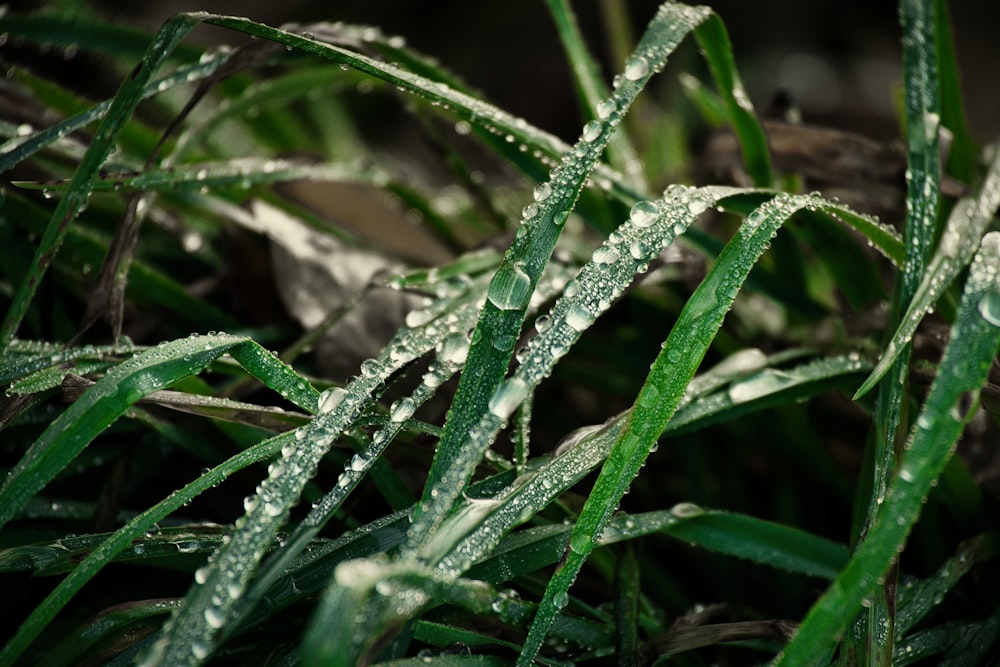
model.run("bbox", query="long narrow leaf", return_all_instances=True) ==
[778,232,1000,663]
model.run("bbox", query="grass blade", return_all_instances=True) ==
[0,333,267,530]
[693,14,773,187]
[849,2,943,660]
[856,145,1000,398]
[777,232,1000,663]
[516,192,852,665]
[403,3,713,555]
[545,0,647,190]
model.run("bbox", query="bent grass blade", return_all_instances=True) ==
[0,333,314,531]
[856,145,1000,398]
[777,232,1000,664]
[402,3,714,557]
[515,192,860,665]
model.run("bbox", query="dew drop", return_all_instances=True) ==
[487,262,533,311]
[318,387,348,413]
[243,495,260,513]
[533,181,552,203]
[565,304,595,332]
[624,56,649,81]
[488,377,530,419]
[405,308,434,328]
[438,334,470,364]
[593,245,620,265]
[596,99,615,120]
[582,120,601,142]
[671,502,704,518]
[390,397,416,423]
[629,200,659,228]
[553,591,569,609]
[977,291,1000,326]
[204,606,226,629]
[628,240,649,260]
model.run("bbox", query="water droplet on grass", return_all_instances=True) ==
[977,291,1000,326]
[487,262,532,311]
[204,606,225,629]
[596,99,615,119]
[629,200,659,228]
[593,246,620,264]
[318,387,347,413]
[488,377,529,419]
[565,304,594,332]
[390,397,416,422]
[624,55,649,81]
[671,502,703,518]
[533,181,552,203]
[582,120,601,142]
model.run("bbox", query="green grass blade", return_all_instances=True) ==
[895,533,1000,637]
[515,192,844,665]
[934,0,978,183]
[0,13,203,350]
[0,54,230,173]
[614,544,641,665]
[16,158,387,195]
[693,14,773,186]
[0,332,257,530]
[856,145,1000,398]
[777,232,1000,663]
[850,2,943,659]
[545,0,647,190]
[143,285,486,665]
[403,3,713,555]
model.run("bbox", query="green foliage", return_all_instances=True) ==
[1,1,998,665]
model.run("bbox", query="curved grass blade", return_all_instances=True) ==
[0,11,204,63]
[668,353,870,435]
[515,192,848,665]
[545,0,647,190]
[402,3,714,555]
[0,13,204,351]
[776,232,1000,664]
[896,532,1000,638]
[851,3,943,659]
[0,341,132,388]
[856,145,1000,398]
[15,158,388,195]
[693,14,773,187]
[0,332,274,531]
[417,185,745,567]
[0,429,297,665]
[0,525,226,576]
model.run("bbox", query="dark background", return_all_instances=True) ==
[81,0,999,145]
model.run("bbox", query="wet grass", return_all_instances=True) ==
[1,1,999,665]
